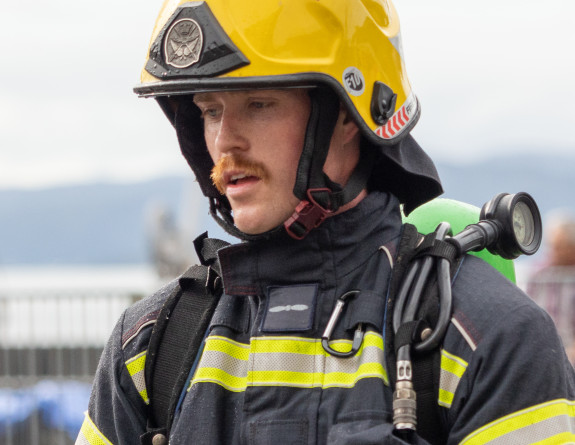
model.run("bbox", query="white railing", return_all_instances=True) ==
[0,286,150,445]
[0,289,140,349]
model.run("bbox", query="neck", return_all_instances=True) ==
[330,189,368,217]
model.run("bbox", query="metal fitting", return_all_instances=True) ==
[152,433,168,445]
[393,379,417,431]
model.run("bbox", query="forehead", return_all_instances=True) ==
[192,88,309,102]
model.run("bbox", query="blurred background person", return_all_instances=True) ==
[527,210,575,365]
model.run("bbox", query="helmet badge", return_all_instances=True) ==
[164,18,203,69]
[342,67,365,96]
[144,2,249,80]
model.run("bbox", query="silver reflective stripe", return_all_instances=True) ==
[486,414,575,444]
[438,349,468,408]
[439,367,461,400]
[190,332,387,392]
[461,399,575,445]
[125,351,149,404]
[197,348,248,379]
[250,342,383,375]
[76,412,114,445]
[75,433,90,445]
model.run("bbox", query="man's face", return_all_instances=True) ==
[194,89,311,235]
[194,88,361,235]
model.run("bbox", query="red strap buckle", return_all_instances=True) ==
[284,189,333,240]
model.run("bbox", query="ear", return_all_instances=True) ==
[339,107,360,145]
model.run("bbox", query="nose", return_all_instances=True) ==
[213,109,249,155]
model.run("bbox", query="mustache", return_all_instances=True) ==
[211,156,269,195]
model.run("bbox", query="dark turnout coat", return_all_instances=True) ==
[76,192,575,445]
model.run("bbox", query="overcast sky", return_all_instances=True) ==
[1,0,573,189]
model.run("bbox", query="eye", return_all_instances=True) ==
[198,105,221,119]
[248,99,274,110]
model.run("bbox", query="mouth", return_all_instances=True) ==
[212,168,263,195]
[227,172,260,186]
[223,171,262,196]
[211,156,268,195]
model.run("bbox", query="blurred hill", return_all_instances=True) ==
[436,154,573,215]
[0,177,197,264]
[0,154,572,265]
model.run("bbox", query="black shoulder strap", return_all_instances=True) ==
[140,234,228,444]
[385,223,462,445]
[385,224,421,385]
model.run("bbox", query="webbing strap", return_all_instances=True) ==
[394,320,424,354]
[143,235,228,438]
[144,265,219,432]
[413,347,443,444]
[194,233,229,272]
[414,235,458,264]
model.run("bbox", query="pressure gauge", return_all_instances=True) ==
[448,192,542,260]
[512,201,535,247]
[479,192,542,259]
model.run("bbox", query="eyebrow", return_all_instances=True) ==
[193,93,216,104]
[193,90,286,104]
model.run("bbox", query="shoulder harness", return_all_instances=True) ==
[140,233,229,445]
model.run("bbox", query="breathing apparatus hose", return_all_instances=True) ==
[392,222,452,433]
[392,192,543,435]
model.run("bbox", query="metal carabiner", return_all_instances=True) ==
[321,290,365,358]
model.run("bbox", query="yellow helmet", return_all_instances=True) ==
[134,0,442,239]
[135,0,418,142]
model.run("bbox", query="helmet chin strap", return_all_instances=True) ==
[284,87,374,240]
[283,146,374,239]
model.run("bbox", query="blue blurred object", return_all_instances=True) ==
[35,380,92,438]
[0,387,38,434]
[0,380,91,439]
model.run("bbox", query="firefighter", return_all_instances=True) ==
[77,1,575,444]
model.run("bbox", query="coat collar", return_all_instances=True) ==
[217,191,402,297]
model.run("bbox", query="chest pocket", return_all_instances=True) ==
[261,284,318,333]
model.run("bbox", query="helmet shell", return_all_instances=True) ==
[135,0,419,144]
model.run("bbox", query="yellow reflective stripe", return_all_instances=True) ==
[125,351,149,404]
[76,412,114,445]
[189,332,387,393]
[250,332,383,356]
[190,336,249,392]
[193,366,248,392]
[441,349,468,377]
[204,336,250,360]
[438,349,468,408]
[461,399,575,445]
[125,351,146,374]
[249,361,386,388]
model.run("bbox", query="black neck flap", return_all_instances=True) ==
[293,87,340,208]
[284,87,375,239]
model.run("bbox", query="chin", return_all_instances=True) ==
[235,215,288,235]
[232,206,294,236]
[234,217,273,236]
